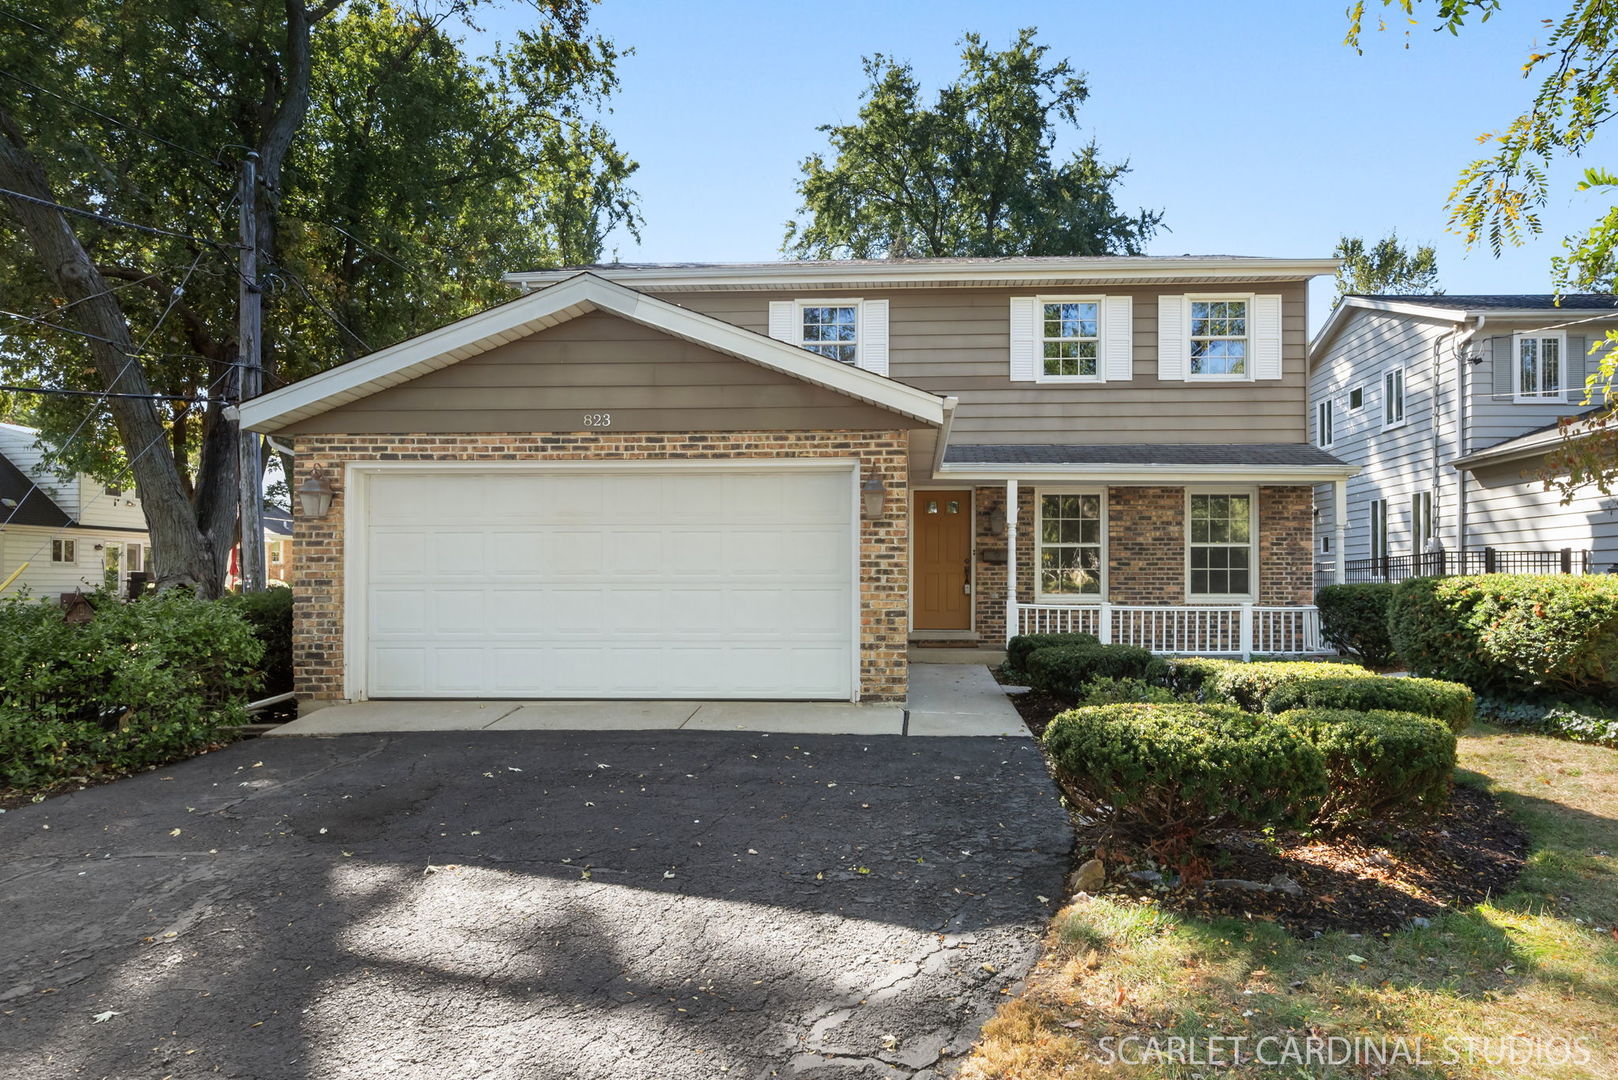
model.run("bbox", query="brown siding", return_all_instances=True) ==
[277,311,929,436]
[657,283,1311,445]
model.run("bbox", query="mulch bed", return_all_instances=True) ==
[1012,685,1530,937]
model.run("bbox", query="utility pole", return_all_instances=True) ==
[235,151,265,593]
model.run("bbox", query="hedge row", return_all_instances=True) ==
[0,591,264,789]
[1316,583,1399,668]
[1006,631,1099,673]
[1043,702,1456,844]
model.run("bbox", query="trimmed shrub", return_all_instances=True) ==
[221,587,293,697]
[1042,703,1326,844]
[1279,708,1456,824]
[1266,675,1474,734]
[1316,583,1398,668]
[1072,677,1182,706]
[1389,574,1618,695]
[1026,643,1167,699]
[1169,658,1381,713]
[0,590,262,789]
[1006,631,1100,674]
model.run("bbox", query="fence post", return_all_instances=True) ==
[1098,601,1113,646]
[1434,549,1447,577]
[1561,548,1573,574]
[1484,546,1497,574]
[1239,602,1254,661]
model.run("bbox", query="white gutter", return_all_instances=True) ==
[935,462,1359,484]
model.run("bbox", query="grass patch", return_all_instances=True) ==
[960,724,1618,1078]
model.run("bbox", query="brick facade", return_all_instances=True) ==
[932,482,1316,645]
[290,431,911,703]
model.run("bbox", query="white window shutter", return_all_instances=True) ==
[1252,294,1283,380]
[768,301,797,345]
[859,300,889,375]
[1009,296,1038,382]
[1157,295,1187,380]
[1102,295,1133,381]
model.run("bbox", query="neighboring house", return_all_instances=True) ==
[228,505,295,589]
[238,257,1354,707]
[1310,294,1618,583]
[0,422,152,597]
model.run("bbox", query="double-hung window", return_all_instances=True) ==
[1316,399,1335,448]
[798,303,859,364]
[1187,492,1254,599]
[1040,300,1101,380]
[1382,367,1406,429]
[1036,492,1104,599]
[1515,332,1565,401]
[1188,299,1248,378]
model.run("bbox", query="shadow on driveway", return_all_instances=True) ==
[0,730,1069,1079]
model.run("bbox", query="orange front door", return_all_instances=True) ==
[913,490,972,631]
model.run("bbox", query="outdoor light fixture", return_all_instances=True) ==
[860,473,887,520]
[297,466,336,520]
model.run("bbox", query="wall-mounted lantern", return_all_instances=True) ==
[860,473,887,520]
[297,466,337,520]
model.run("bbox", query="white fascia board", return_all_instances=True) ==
[1451,425,1584,470]
[239,273,945,431]
[504,258,1343,292]
[935,462,1360,484]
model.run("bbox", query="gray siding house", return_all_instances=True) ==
[1309,294,1618,581]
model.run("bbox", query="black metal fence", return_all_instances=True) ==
[1320,547,1593,587]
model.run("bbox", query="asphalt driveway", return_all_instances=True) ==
[0,731,1069,1079]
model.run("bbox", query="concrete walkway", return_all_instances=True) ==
[267,661,1028,738]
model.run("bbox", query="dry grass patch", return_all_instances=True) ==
[960,726,1618,1079]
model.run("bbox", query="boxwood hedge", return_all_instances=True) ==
[1279,707,1456,824]
[1166,658,1380,712]
[1315,583,1398,669]
[1265,675,1473,733]
[1005,631,1100,674]
[1025,643,1167,698]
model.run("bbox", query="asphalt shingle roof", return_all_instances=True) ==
[943,443,1349,468]
[0,449,71,528]
[1355,293,1618,311]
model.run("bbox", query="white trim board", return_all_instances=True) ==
[239,273,946,433]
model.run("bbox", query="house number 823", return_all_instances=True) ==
[582,413,612,428]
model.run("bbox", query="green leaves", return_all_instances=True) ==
[1332,232,1441,300]
[784,28,1162,259]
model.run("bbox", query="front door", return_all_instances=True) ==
[912,490,972,631]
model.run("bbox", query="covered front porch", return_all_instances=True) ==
[908,443,1357,659]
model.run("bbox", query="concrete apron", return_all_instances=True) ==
[266,663,1027,739]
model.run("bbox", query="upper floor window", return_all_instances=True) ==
[1316,399,1335,449]
[1188,492,1254,599]
[1348,385,1364,411]
[51,538,76,564]
[1036,491,1104,599]
[105,484,122,497]
[1515,332,1564,401]
[1188,299,1248,378]
[1041,301,1101,379]
[1382,367,1406,429]
[799,304,858,364]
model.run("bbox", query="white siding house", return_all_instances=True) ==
[0,422,152,598]
[1309,295,1618,581]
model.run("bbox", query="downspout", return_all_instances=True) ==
[1456,315,1486,554]
[930,396,959,478]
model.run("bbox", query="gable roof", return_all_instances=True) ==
[1451,407,1607,470]
[238,273,946,433]
[1312,293,1618,362]
[504,256,1341,292]
[0,448,71,528]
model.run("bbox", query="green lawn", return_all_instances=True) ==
[961,726,1618,1079]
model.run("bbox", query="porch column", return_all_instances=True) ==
[1004,479,1019,644]
[1333,477,1348,585]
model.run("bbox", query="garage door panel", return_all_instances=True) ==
[362,466,855,699]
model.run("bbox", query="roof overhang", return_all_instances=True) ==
[238,273,948,433]
[504,257,1342,294]
[934,462,1359,484]
[1452,423,1592,471]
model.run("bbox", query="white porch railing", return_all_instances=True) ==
[1014,602,1322,660]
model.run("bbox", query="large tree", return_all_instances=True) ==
[1347,1,1617,498]
[1333,232,1441,300]
[783,28,1163,260]
[0,0,637,594]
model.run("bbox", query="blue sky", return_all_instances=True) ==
[477,1,1607,323]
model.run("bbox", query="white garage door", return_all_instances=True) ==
[359,464,856,699]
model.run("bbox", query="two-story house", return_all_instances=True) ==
[0,422,152,597]
[238,257,1353,707]
[1310,294,1618,583]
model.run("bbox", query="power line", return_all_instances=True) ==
[0,186,229,246]
[0,384,221,403]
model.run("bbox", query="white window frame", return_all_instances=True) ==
[1412,490,1434,554]
[1513,330,1567,402]
[794,298,862,366]
[1185,294,1254,382]
[1382,366,1406,430]
[51,538,76,564]
[269,541,284,566]
[1369,498,1389,562]
[1034,294,1105,384]
[1316,398,1335,449]
[1184,487,1258,603]
[127,544,142,572]
[1034,487,1107,603]
[1347,384,1365,412]
[1320,534,1333,555]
